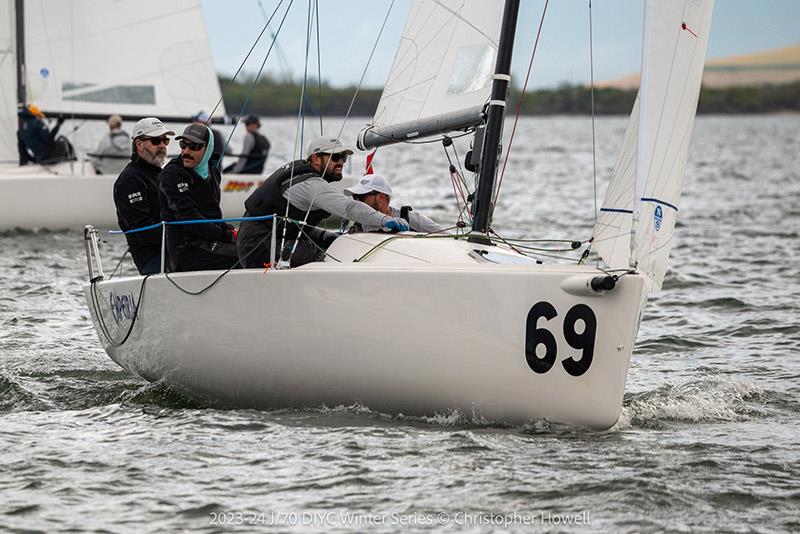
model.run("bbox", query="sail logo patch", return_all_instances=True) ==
[654,205,663,231]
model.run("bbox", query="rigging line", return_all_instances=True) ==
[213,0,291,169]
[334,0,396,141]
[286,0,396,266]
[315,0,323,135]
[229,0,294,134]
[493,0,549,209]
[488,229,529,258]
[589,0,599,268]
[281,0,316,266]
[256,0,294,78]
[300,0,314,153]
[89,275,149,348]
[163,266,236,296]
[442,144,466,224]
[210,0,286,120]
[108,249,131,279]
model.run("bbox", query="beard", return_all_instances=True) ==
[140,148,166,167]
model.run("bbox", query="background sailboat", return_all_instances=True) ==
[0,0,253,230]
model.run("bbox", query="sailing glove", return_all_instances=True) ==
[383,218,410,233]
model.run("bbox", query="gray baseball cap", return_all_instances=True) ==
[305,135,353,158]
[175,123,210,144]
[132,117,174,139]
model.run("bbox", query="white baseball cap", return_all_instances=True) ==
[132,117,175,139]
[345,174,393,197]
[305,135,354,158]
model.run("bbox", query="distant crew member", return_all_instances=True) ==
[229,115,270,174]
[159,123,238,272]
[192,111,230,168]
[345,174,444,233]
[236,135,410,268]
[113,117,175,275]
[17,104,73,165]
[92,115,130,175]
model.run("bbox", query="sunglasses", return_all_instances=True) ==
[322,152,347,163]
[179,140,205,151]
[142,136,170,146]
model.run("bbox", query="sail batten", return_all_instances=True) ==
[593,0,714,290]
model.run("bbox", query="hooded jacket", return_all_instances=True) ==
[158,147,234,269]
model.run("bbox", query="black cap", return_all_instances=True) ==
[244,115,260,125]
[175,123,210,144]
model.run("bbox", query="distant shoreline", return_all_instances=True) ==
[221,76,800,117]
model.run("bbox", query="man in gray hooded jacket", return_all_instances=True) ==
[237,135,410,268]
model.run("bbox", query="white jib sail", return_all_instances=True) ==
[592,0,714,291]
[372,0,503,130]
[21,0,223,119]
[0,0,17,162]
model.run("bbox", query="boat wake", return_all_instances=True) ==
[614,375,770,430]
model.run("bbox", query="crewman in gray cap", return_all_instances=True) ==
[158,123,238,272]
[236,135,410,268]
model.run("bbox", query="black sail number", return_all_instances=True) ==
[525,302,558,374]
[524,301,598,377]
[561,304,596,377]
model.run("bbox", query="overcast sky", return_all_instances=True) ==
[201,0,799,89]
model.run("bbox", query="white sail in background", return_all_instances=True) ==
[372,0,502,129]
[22,0,223,119]
[0,0,17,162]
[592,0,714,290]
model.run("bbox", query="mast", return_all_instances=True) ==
[470,0,520,236]
[14,0,26,106]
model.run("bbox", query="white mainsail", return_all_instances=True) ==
[592,0,714,290]
[372,0,502,130]
[23,0,223,119]
[0,0,17,162]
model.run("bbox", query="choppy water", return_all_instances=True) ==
[1,115,799,532]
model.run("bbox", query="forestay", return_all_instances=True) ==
[372,0,502,132]
[19,0,223,120]
[592,0,714,290]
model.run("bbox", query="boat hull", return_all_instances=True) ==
[85,261,645,429]
[0,165,260,230]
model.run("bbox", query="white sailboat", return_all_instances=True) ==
[82,0,714,429]
[0,0,254,230]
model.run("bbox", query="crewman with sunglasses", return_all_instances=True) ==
[158,123,239,272]
[237,135,411,268]
[112,117,175,275]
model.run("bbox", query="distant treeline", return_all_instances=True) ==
[219,75,800,117]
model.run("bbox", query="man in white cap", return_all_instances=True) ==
[113,117,175,275]
[92,114,129,175]
[344,174,443,234]
[237,135,410,268]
